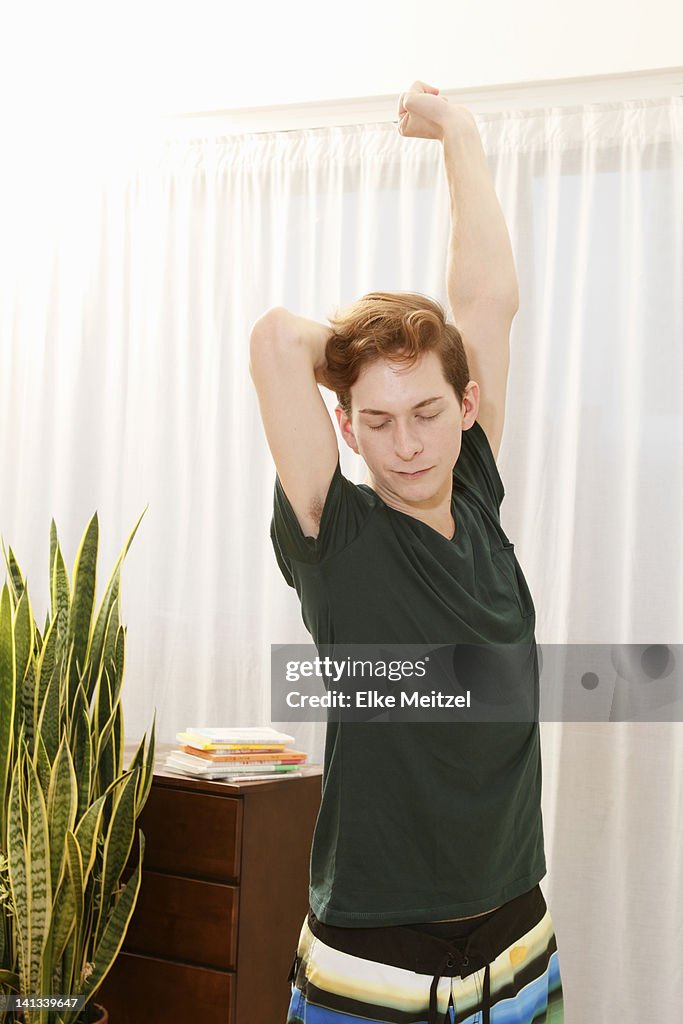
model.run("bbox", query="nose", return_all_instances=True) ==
[394,422,424,460]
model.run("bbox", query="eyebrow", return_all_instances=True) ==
[358,396,444,416]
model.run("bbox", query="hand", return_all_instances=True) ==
[251,307,332,386]
[397,80,465,141]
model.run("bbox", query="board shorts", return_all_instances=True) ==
[286,884,563,1024]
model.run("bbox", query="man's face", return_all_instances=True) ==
[335,350,478,507]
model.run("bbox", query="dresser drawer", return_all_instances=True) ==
[124,871,239,969]
[137,787,242,880]
[98,951,234,1023]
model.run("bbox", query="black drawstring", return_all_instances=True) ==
[287,950,300,985]
[424,937,491,1024]
[482,960,490,1023]
[463,933,491,1024]
[428,967,442,1024]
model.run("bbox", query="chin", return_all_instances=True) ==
[395,475,438,495]
[397,467,448,494]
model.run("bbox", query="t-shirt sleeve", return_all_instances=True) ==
[453,419,505,518]
[270,456,372,587]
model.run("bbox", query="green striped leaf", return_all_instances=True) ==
[0,969,20,990]
[1,540,25,604]
[50,543,70,646]
[61,926,76,1005]
[43,863,77,1000]
[77,661,94,722]
[95,770,138,948]
[7,754,29,989]
[73,797,105,886]
[0,584,16,846]
[70,693,92,823]
[49,521,58,611]
[64,832,84,993]
[112,701,123,779]
[88,579,119,706]
[46,870,76,972]
[46,738,77,900]
[74,772,132,883]
[34,620,58,738]
[13,591,33,698]
[94,674,116,801]
[127,732,147,812]
[82,831,145,1001]
[34,734,52,804]
[66,514,99,708]
[136,717,157,816]
[0,910,5,984]
[102,599,119,678]
[34,621,43,656]
[67,680,86,750]
[25,753,52,999]
[20,661,37,758]
[36,663,60,766]
[126,736,145,775]
[111,625,125,713]
[97,604,118,738]
[88,508,146,693]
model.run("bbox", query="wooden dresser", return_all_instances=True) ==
[97,742,323,1023]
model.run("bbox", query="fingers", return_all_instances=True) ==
[402,92,421,111]
[398,81,439,112]
[409,80,439,94]
[397,81,441,132]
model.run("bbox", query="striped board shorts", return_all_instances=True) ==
[286,884,563,1024]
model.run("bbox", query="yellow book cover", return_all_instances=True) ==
[176,731,286,752]
[180,745,307,763]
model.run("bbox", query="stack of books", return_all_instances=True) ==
[164,726,308,781]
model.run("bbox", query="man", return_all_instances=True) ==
[250,81,564,1024]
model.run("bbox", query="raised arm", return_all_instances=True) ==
[442,109,518,461]
[249,307,339,539]
[398,83,519,460]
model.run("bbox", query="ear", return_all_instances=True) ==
[460,381,480,429]
[335,405,360,454]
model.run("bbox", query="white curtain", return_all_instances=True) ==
[1,97,682,1020]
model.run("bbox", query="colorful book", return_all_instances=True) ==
[180,745,307,764]
[165,765,304,783]
[176,734,286,752]
[186,727,295,744]
[165,751,302,777]
[176,727,294,751]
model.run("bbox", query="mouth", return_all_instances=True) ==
[396,467,432,479]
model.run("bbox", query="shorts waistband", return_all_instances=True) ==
[307,885,546,978]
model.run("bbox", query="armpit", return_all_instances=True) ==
[308,494,325,530]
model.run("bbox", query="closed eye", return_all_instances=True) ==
[368,412,441,431]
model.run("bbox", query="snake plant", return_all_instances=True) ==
[0,511,156,1023]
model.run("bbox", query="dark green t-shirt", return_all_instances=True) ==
[270,420,546,926]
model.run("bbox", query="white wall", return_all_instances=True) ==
[2,0,681,124]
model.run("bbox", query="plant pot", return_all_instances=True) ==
[87,1005,109,1024]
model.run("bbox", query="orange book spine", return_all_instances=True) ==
[180,745,307,764]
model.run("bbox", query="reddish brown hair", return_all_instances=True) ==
[324,291,470,415]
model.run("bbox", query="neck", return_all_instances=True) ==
[365,472,455,537]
